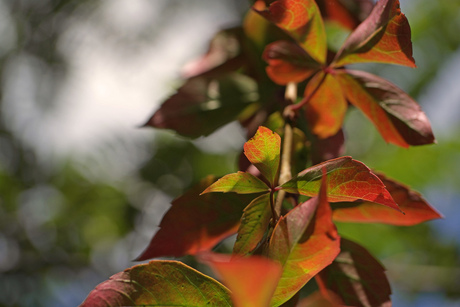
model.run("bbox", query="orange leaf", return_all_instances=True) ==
[254,0,327,64]
[198,252,282,307]
[337,69,435,147]
[304,71,347,139]
[333,0,416,67]
[332,172,443,226]
[263,40,320,85]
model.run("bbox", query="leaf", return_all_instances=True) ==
[202,172,270,194]
[263,40,320,85]
[198,252,282,307]
[254,0,328,64]
[281,156,401,211]
[303,72,347,138]
[316,0,374,30]
[244,126,281,187]
[316,238,392,307]
[333,0,416,67]
[233,193,272,255]
[337,69,435,147]
[268,168,340,306]
[136,176,256,260]
[310,129,345,165]
[145,73,258,139]
[332,172,443,225]
[80,260,232,307]
[181,28,245,79]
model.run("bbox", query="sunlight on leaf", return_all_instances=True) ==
[281,156,401,211]
[244,126,281,187]
[202,172,270,194]
[332,172,443,225]
[254,0,327,64]
[268,168,340,306]
[81,260,232,306]
[334,0,416,67]
[337,69,435,147]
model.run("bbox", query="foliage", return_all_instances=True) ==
[80,0,444,306]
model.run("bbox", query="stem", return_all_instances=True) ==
[274,82,296,215]
[269,189,278,226]
[286,71,328,113]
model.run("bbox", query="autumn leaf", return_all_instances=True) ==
[281,156,400,211]
[303,71,347,138]
[244,126,282,187]
[254,0,328,64]
[136,176,255,260]
[233,193,273,255]
[337,69,435,147]
[80,260,232,306]
[333,0,415,67]
[332,172,443,226]
[263,40,320,85]
[316,0,373,30]
[202,172,270,194]
[268,168,340,306]
[145,73,258,139]
[316,238,392,307]
[198,252,282,307]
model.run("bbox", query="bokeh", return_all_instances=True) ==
[0,0,459,306]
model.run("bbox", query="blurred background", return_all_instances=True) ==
[0,0,459,306]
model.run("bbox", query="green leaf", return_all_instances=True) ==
[201,172,270,194]
[136,176,255,260]
[80,260,232,306]
[254,0,328,64]
[198,252,282,307]
[233,193,272,255]
[333,0,416,67]
[244,126,281,187]
[280,156,401,211]
[145,73,258,138]
[268,169,340,306]
[316,238,392,307]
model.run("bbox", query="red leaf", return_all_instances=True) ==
[316,238,392,307]
[81,260,232,306]
[263,40,320,85]
[304,71,347,138]
[333,0,416,67]
[254,0,328,64]
[244,126,281,187]
[316,0,373,30]
[233,193,272,255]
[337,69,435,147]
[268,169,340,306]
[297,291,342,307]
[198,252,282,307]
[310,128,345,164]
[201,172,270,194]
[333,172,443,226]
[136,176,255,260]
[144,73,258,139]
[281,156,401,211]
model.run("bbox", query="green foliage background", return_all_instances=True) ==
[0,0,459,306]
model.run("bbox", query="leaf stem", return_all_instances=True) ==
[284,71,328,115]
[274,82,296,215]
[269,189,279,226]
